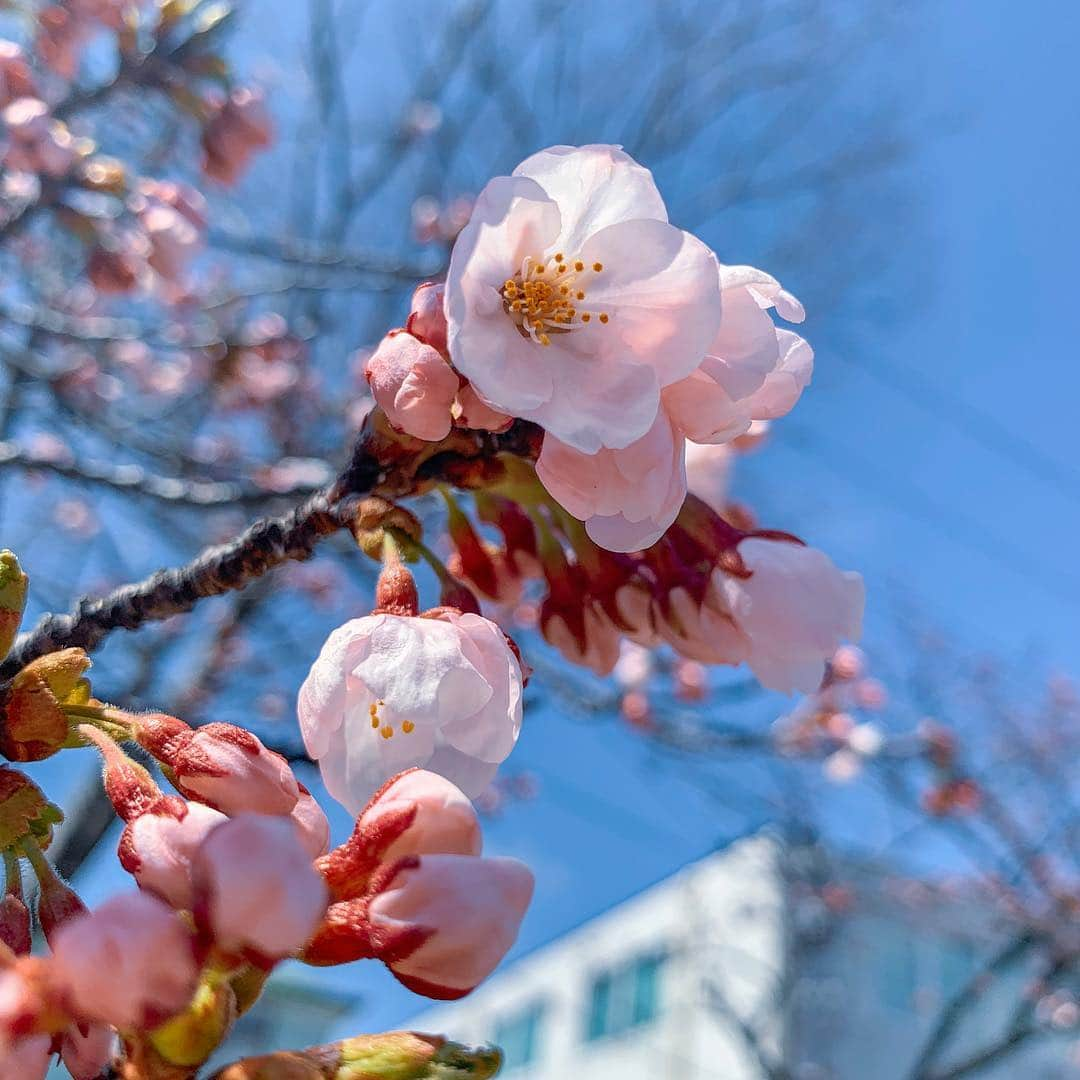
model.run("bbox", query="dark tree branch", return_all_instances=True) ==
[0,416,541,678]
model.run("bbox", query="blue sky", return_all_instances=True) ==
[28,0,1080,1051]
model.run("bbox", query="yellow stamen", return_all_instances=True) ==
[593,262,603,272]
[380,724,394,739]
[402,720,415,734]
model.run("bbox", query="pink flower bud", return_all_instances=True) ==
[318,769,481,901]
[406,283,448,354]
[0,43,37,107]
[170,723,300,816]
[291,784,331,859]
[0,892,30,956]
[51,893,197,1029]
[365,331,459,442]
[61,1022,114,1080]
[191,815,328,962]
[368,854,533,999]
[118,796,227,910]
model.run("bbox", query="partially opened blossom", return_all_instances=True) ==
[719,538,865,694]
[367,854,533,999]
[50,892,197,1028]
[299,609,523,811]
[537,409,686,551]
[118,796,227,909]
[365,330,459,442]
[191,815,328,961]
[445,144,722,454]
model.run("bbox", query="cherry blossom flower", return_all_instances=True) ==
[50,892,197,1028]
[719,538,865,694]
[366,854,533,999]
[298,610,523,811]
[535,264,812,551]
[191,815,328,960]
[684,441,733,511]
[445,144,722,454]
[365,330,459,442]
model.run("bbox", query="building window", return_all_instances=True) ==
[495,1001,545,1072]
[585,952,666,1041]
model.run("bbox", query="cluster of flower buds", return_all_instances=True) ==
[773,645,889,781]
[305,768,533,999]
[437,469,862,697]
[0,718,530,1074]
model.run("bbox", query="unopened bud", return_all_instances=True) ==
[0,859,30,955]
[374,546,419,618]
[0,551,28,660]
[79,724,161,821]
[24,843,86,947]
[351,497,422,562]
[0,648,91,762]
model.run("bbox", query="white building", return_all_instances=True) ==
[409,832,1075,1079]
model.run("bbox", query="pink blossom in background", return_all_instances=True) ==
[0,43,37,107]
[35,6,87,79]
[50,892,197,1028]
[720,538,865,694]
[445,144,722,454]
[191,815,328,960]
[298,609,523,810]
[2,98,75,176]
[201,88,273,185]
[367,853,533,999]
[365,330,459,442]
